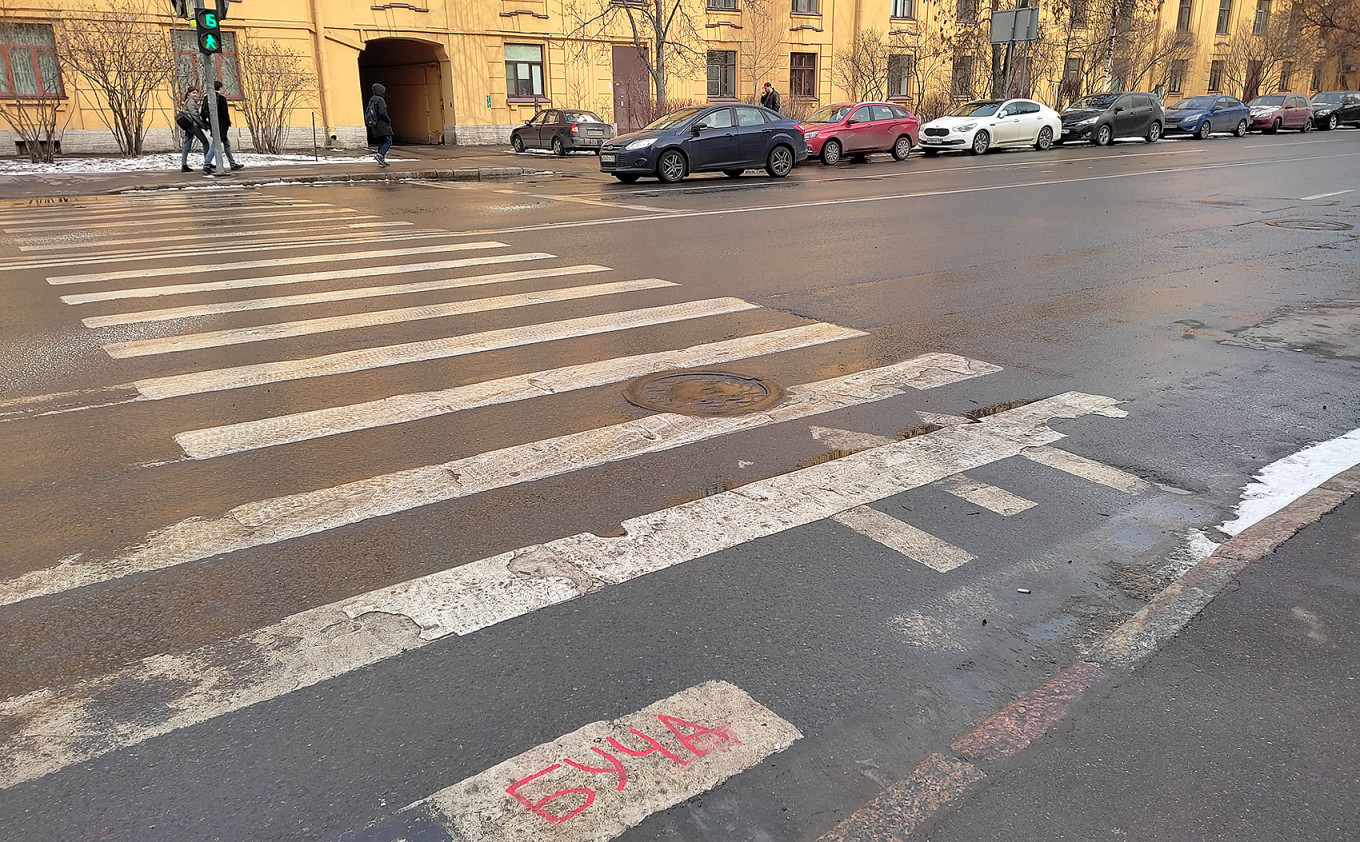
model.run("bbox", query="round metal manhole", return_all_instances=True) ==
[1266,218,1354,231]
[623,370,784,416]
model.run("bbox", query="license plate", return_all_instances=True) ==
[601,153,616,163]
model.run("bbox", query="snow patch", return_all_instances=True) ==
[0,153,413,176]
[1219,428,1360,536]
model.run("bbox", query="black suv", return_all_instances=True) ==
[1059,92,1166,145]
[1310,91,1360,130]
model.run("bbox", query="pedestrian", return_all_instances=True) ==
[366,83,394,168]
[760,82,781,114]
[176,87,210,174]
[200,80,244,174]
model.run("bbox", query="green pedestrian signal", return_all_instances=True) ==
[195,9,222,54]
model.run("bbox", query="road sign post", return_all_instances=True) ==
[989,6,1040,99]
[191,3,227,176]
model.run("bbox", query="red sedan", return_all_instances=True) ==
[799,102,920,166]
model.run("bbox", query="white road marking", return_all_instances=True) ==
[1021,445,1151,493]
[60,252,554,304]
[16,221,411,251]
[175,324,866,458]
[0,356,1000,607]
[0,199,324,222]
[809,425,895,451]
[1299,189,1353,200]
[48,242,507,285]
[83,265,612,327]
[1219,427,1360,536]
[104,279,677,357]
[0,392,1122,789]
[833,505,975,572]
[918,411,973,427]
[1243,138,1345,147]
[133,297,758,398]
[940,474,1037,516]
[2,208,366,232]
[412,682,800,841]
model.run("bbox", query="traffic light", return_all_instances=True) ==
[195,8,222,54]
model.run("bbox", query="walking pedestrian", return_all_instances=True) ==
[176,87,210,173]
[201,80,244,174]
[760,82,782,114]
[366,83,394,168]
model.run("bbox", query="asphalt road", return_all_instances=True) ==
[0,130,1357,841]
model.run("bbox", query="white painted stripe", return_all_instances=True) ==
[105,279,677,358]
[1021,445,1150,493]
[132,297,758,399]
[16,221,412,251]
[918,411,973,427]
[0,201,329,225]
[833,505,975,572]
[2,208,366,232]
[1299,189,1352,201]
[60,252,554,304]
[940,475,1037,516]
[175,324,866,458]
[48,241,508,285]
[1219,427,1360,536]
[416,682,800,840]
[82,265,612,327]
[1,355,999,607]
[0,392,1121,789]
[809,425,895,451]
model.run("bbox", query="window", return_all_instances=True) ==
[871,104,897,121]
[849,105,874,122]
[1253,0,1270,34]
[790,51,817,97]
[706,50,736,98]
[1311,62,1321,91]
[888,53,913,98]
[1244,59,1262,99]
[791,0,818,13]
[1071,0,1089,27]
[951,55,975,97]
[957,0,976,20]
[735,105,766,125]
[1111,57,1130,92]
[1208,59,1224,92]
[702,107,734,128]
[1216,0,1232,34]
[1169,59,1187,93]
[708,0,737,8]
[0,23,61,97]
[1279,60,1293,91]
[505,44,545,99]
[1062,56,1082,98]
[891,0,914,18]
[172,29,240,98]
[1177,0,1193,31]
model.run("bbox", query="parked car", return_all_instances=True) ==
[919,98,1061,155]
[1058,92,1165,145]
[599,104,807,183]
[1161,95,1250,139]
[1247,93,1315,133]
[799,101,919,165]
[511,109,613,155]
[1309,91,1360,130]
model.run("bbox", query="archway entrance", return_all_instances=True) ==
[358,38,446,144]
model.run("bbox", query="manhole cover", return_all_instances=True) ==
[623,370,784,416]
[1266,218,1354,231]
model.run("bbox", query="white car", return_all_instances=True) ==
[919,98,1062,156]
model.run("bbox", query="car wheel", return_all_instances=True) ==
[1195,120,1212,139]
[892,135,913,160]
[1234,119,1249,137]
[1326,114,1338,130]
[1301,118,1313,133]
[613,174,640,183]
[551,136,566,156]
[510,135,524,153]
[1093,124,1113,146]
[1034,126,1054,151]
[970,130,991,155]
[766,144,795,178]
[1266,118,1281,134]
[1145,121,1162,143]
[923,148,939,157]
[723,169,745,178]
[656,149,688,183]
[820,139,842,165]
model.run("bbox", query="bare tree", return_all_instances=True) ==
[235,31,316,154]
[1219,6,1313,100]
[0,12,71,162]
[55,0,173,156]
[834,28,891,101]
[562,0,706,114]
[741,0,785,101]
[886,17,953,114]
[1289,0,1360,38]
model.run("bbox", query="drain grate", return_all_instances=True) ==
[1266,218,1354,231]
[623,370,785,416]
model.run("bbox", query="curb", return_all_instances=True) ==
[817,462,1360,841]
[109,165,553,194]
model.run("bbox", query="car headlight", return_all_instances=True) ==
[955,123,976,133]
[1074,117,1097,127]
[1315,107,1334,115]
[804,130,819,139]
[624,138,656,151]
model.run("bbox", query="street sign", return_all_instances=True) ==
[990,7,1040,44]
[195,8,222,54]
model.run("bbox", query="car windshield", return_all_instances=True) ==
[1171,96,1217,110]
[1312,92,1343,104]
[805,105,854,123]
[643,107,705,131]
[949,101,1001,118]
[1070,94,1120,110]
[563,111,604,123]
[1250,96,1286,106]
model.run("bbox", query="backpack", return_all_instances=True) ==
[175,110,199,132]
[365,97,378,128]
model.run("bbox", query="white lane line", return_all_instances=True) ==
[48,241,508,285]
[1021,445,1151,493]
[0,392,1121,789]
[940,475,1037,516]
[832,505,975,572]
[16,221,412,251]
[1244,139,1345,147]
[409,682,800,840]
[0,356,1000,607]
[60,252,554,304]
[131,297,756,398]
[82,265,612,327]
[105,279,677,358]
[1299,189,1353,200]
[1220,427,1360,536]
[2,208,366,232]
[0,199,324,222]
[174,324,868,458]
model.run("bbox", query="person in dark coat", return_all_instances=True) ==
[201,80,243,173]
[760,82,782,114]
[176,87,209,173]
[366,83,394,168]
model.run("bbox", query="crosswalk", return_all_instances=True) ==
[0,191,1167,834]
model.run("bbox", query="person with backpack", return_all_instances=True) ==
[176,87,210,173]
[366,83,393,168]
[201,80,243,174]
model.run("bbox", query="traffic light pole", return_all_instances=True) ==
[202,50,226,176]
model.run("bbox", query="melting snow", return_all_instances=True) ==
[0,153,410,176]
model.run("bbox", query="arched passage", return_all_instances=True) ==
[358,38,447,144]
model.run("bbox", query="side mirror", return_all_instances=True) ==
[692,122,708,133]
[524,119,534,125]
[1114,106,1124,113]
[846,118,859,125]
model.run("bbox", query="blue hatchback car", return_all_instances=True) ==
[600,104,807,183]
[1162,95,1250,139]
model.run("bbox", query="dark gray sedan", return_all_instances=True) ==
[511,109,614,156]
[599,104,807,183]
